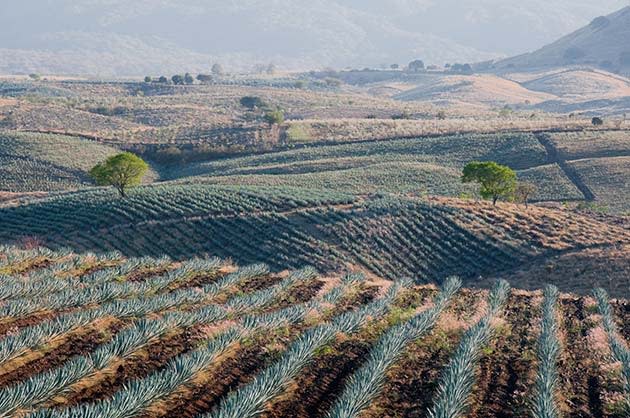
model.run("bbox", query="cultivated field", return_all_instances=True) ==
[0,246,628,417]
[1,187,628,296]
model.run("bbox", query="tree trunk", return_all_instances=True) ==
[493,196,498,206]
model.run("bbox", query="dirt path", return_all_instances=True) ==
[535,132,595,201]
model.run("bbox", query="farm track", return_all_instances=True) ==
[535,132,595,201]
[466,292,541,418]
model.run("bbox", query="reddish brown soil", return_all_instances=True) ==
[169,271,227,290]
[261,287,434,418]
[124,266,174,282]
[143,330,300,418]
[558,297,605,418]
[273,280,326,309]
[0,319,126,389]
[611,300,630,341]
[361,290,482,418]
[54,325,209,407]
[239,275,284,293]
[142,280,369,418]
[467,293,540,418]
[264,335,376,418]
[0,311,60,336]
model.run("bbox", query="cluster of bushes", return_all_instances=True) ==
[144,64,224,85]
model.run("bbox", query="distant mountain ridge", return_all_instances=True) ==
[495,6,630,72]
[0,1,626,76]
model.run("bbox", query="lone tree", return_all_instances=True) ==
[90,152,149,198]
[462,161,517,206]
[264,109,285,126]
[240,96,266,110]
[513,181,537,208]
[592,117,604,126]
[408,59,425,72]
[212,63,224,76]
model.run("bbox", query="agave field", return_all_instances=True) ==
[0,246,627,418]
[2,189,629,296]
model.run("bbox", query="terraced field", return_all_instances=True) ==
[0,246,628,417]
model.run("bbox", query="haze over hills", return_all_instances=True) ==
[495,6,630,72]
[0,0,627,76]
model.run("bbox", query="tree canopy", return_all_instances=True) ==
[462,161,517,205]
[89,152,149,197]
[240,96,266,110]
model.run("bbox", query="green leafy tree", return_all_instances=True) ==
[158,76,168,83]
[592,117,604,126]
[89,152,149,198]
[184,73,194,84]
[144,76,152,83]
[172,74,184,85]
[264,109,285,126]
[240,96,266,110]
[462,161,517,206]
[197,74,213,83]
[407,59,425,72]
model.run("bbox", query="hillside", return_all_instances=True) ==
[0,1,625,75]
[0,246,628,417]
[394,74,555,106]
[495,6,630,72]
[1,188,628,295]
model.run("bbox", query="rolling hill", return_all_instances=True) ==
[1,186,628,295]
[495,6,630,72]
[0,1,626,75]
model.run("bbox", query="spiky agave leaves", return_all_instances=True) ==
[531,285,561,418]
[208,276,409,418]
[594,288,630,404]
[29,302,308,418]
[326,276,462,418]
[427,279,510,418]
[6,273,299,417]
[0,356,93,417]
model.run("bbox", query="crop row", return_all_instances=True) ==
[29,271,358,418]
[0,267,320,417]
[0,263,271,366]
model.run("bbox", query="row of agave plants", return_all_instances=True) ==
[27,271,365,418]
[0,267,321,417]
[0,184,355,239]
[207,278,415,418]
[0,262,273,367]
[595,288,630,411]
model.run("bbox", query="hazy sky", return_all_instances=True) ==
[0,0,628,74]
